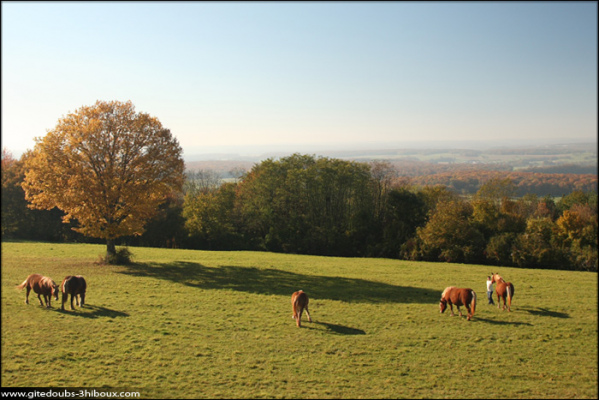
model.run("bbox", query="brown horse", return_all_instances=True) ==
[439,286,477,321]
[291,290,312,328]
[60,275,87,310]
[16,274,59,308]
[491,272,514,312]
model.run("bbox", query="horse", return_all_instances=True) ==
[16,274,59,308]
[291,290,312,328]
[60,275,87,311]
[490,272,514,312]
[439,286,477,321]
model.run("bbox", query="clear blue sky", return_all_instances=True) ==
[2,1,597,157]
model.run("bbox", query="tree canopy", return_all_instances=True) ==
[21,100,185,259]
[6,138,596,271]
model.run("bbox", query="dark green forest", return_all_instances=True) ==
[3,152,597,271]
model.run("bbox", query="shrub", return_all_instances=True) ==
[97,247,134,265]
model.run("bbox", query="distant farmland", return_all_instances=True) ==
[185,143,597,196]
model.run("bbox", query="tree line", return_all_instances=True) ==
[411,169,597,197]
[3,150,597,271]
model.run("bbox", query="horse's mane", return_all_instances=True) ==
[41,276,56,287]
[441,286,457,299]
[61,276,71,293]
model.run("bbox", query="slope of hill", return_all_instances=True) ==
[2,242,597,398]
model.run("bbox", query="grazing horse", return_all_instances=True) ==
[60,275,87,311]
[16,274,59,308]
[491,272,514,312]
[291,290,312,328]
[439,286,477,321]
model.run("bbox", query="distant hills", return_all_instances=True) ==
[185,142,598,179]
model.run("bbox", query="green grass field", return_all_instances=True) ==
[2,241,597,398]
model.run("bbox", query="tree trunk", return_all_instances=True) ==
[106,239,116,260]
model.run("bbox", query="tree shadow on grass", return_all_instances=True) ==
[474,317,533,326]
[55,305,129,319]
[119,261,439,304]
[312,321,366,335]
[519,306,571,319]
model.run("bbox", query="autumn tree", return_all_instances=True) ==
[475,177,516,204]
[555,204,598,271]
[557,190,598,214]
[21,100,185,261]
[411,199,485,263]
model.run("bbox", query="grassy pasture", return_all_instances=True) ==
[2,241,597,399]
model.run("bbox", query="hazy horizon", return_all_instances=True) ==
[182,136,596,162]
[3,135,595,162]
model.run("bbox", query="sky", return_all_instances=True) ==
[2,1,597,158]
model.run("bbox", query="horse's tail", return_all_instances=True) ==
[470,290,477,317]
[507,284,513,310]
[292,297,301,327]
[292,291,308,327]
[16,278,28,291]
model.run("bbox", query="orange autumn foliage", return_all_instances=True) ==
[21,100,185,242]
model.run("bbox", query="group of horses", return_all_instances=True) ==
[291,272,514,328]
[16,273,86,311]
[439,272,515,321]
[19,270,511,324]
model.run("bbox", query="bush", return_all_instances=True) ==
[98,247,134,265]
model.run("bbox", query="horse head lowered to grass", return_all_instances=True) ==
[291,290,312,328]
[439,286,477,321]
[16,274,59,308]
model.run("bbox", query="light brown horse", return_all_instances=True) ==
[491,272,514,312]
[16,274,59,308]
[439,286,477,321]
[291,290,312,328]
[60,275,87,311]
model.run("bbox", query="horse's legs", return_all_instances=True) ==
[466,305,472,320]
[75,294,80,307]
[304,304,312,322]
[457,305,463,317]
[61,292,68,310]
[449,304,455,316]
[37,293,44,307]
[70,294,75,310]
[25,287,31,304]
